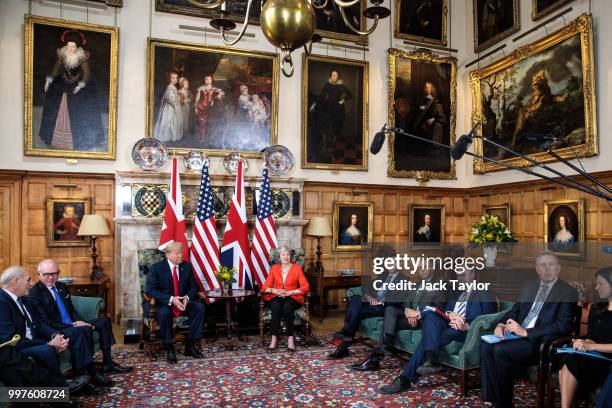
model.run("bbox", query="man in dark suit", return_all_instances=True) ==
[351,263,448,371]
[145,242,205,363]
[480,250,578,408]
[28,259,131,374]
[328,245,409,359]
[381,267,497,393]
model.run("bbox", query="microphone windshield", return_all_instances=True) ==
[370,131,386,154]
[450,134,473,160]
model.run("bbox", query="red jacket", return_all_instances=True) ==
[261,263,310,304]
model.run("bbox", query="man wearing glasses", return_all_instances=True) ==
[28,259,131,380]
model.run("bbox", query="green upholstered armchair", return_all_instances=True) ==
[346,286,513,397]
[137,248,192,357]
[259,248,316,346]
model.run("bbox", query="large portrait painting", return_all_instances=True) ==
[394,0,447,46]
[147,38,278,157]
[544,199,585,258]
[313,0,367,44]
[155,0,261,25]
[410,204,445,246]
[473,0,520,52]
[24,16,118,160]
[332,201,373,251]
[46,197,91,248]
[387,48,456,179]
[302,55,368,171]
[532,0,571,21]
[470,14,597,174]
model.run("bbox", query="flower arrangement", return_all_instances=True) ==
[468,214,516,245]
[216,265,237,285]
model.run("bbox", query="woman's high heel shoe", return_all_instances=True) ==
[267,345,277,353]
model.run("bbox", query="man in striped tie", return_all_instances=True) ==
[382,265,496,394]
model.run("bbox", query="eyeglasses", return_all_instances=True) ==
[40,272,60,277]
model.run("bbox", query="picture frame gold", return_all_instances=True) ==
[544,199,585,258]
[473,0,520,53]
[394,0,448,46]
[302,54,368,171]
[313,0,368,45]
[532,0,571,21]
[482,203,512,229]
[409,204,445,246]
[24,15,118,160]
[332,201,374,252]
[46,197,91,248]
[469,14,597,174]
[387,48,456,179]
[155,0,261,26]
[146,38,279,158]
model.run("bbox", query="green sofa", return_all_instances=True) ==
[346,286,513,396]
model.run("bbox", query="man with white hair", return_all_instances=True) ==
[145,241,205,363]
[28,259,132,374]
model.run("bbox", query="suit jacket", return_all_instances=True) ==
[498,279,578,343]
[145,260,199,307]
[28,281,78,330]
[0,289,56,351]
[400,274,447,311]
[445,289,497,324]
[261,263,310,304]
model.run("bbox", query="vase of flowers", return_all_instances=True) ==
[216,265,237,295]
[468,214,516,267]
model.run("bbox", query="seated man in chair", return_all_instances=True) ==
[381,266,496,394]
[28,259,132,374]
[480,250,577,408]
[145,242,205,363]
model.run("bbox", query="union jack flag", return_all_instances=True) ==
[159,158,189,259]
[250,167,278,286]
[189,161,221,293]
[220,160,255,289]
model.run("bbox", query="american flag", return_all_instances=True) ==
[250,167,278,286]
[189,161,221,293]
[220,160,255,290]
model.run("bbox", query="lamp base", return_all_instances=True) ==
[90,265,106,281]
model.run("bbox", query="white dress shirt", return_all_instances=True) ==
[2,288,33,339]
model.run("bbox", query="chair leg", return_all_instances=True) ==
[460,369,468,397]
[536,366,543,408]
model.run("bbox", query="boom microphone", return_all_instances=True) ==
[450,122,480,160]
[370,124,388,154]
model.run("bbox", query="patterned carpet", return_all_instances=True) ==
[78,335,578,407]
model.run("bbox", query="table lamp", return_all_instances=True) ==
[305,217,332,275]
[77,214,111,281]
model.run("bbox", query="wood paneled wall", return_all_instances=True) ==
[0,171,115,317]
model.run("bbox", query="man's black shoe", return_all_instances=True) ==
[327,346,349,359]
[73,383,104,396]
[66,375,89,393]
[416,360,443,375]
[351,355,380,371]
[167,349,178,364]
[381,376,411,395]
[185,346,204,359]
[102,362,133,373]
[90,371,114,387]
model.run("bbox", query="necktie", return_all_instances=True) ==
[454,290,470,318]
[51,287,73,325]
[522,285,549,328]
[172,265,180,317]
[16,298,35,339]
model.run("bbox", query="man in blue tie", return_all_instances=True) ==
[28,259,128,389]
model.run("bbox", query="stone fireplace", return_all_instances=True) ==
[114,170,307,326]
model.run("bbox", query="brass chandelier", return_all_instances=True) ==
[187,0,390,76]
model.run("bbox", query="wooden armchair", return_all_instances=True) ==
[258,248,320,346]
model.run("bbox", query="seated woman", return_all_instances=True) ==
[262,246,310,353]
[558,266,612,408]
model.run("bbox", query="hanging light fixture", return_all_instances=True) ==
[187,0,390,76]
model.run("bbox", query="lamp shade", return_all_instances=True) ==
[77,214,111,237]
[305,216,332,237]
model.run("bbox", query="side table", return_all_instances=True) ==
[306,273,362,322]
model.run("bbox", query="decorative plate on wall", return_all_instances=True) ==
[263,145,294,176]
[223,152,249,174]
[183,150,208,172]
[132,138,168,171]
